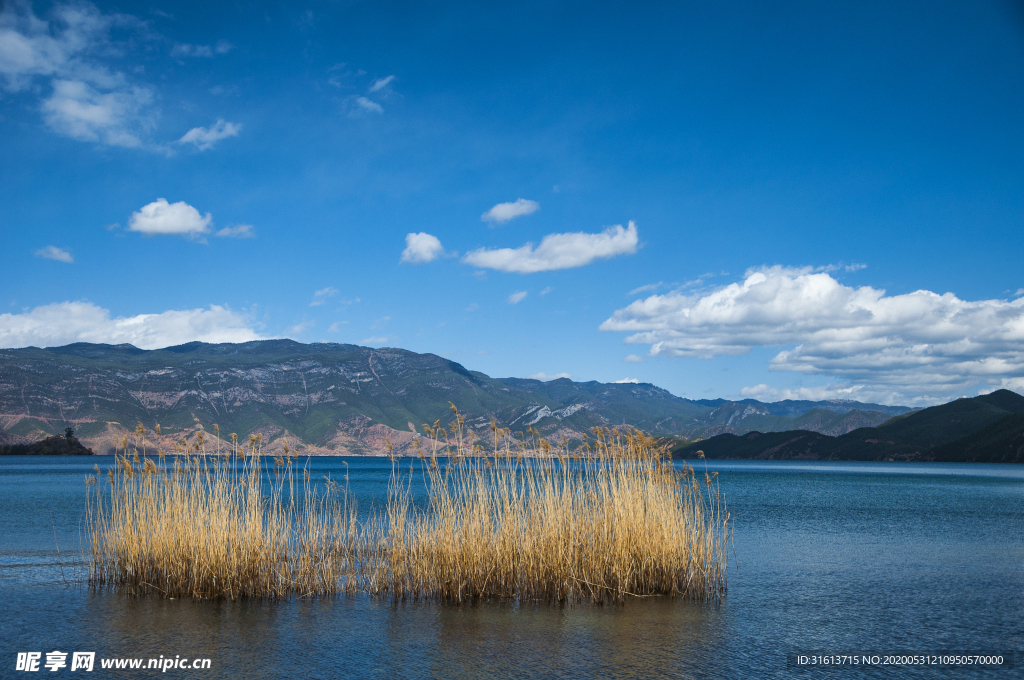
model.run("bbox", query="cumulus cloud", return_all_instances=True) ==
[42,78,155,148]
[178,119,241,150]
[128,198,212,237]
[0,301,263,349]
[34,245,73,263]
[508,291,527,304]
[995,377,1024,392]
[368,75,394,92]
[613,378,640,384]
[400,232,444,264]
[0,1,161,148]
[214,224,254,238]
[623,354,643,363]
[463,221,639,274]
[355,96,383,113]
[481,198,539,224]
[0,2,126,87]
[527,372,572,381]
[601,265,1024,402]
[2,3,235,151]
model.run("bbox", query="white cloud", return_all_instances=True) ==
[287,320,315,335]
[601,265,1024,403]
[540,286,553,296]
[994,377,1024,393]
[400,232,444,264]
[43,78,155,147]
[628,282,664,296]
[1,2,160,148]
[361,336,389,345]
[623,354,643,363]
[171,43,213,58]
[527,372,572,381]
[34,246,73,263]
[739,383,879,403]
[170,40,233,58]
[508,291,528,304]
[128,198,212,237]
[178,119,241,150]
[820,263,868,273]
[327,321,348,332]
[214,224,254,238]
[1016,289,1024,297]
[0,2,123,87]
[464,221,639,274]
[355,96,383,113]
[613,378,640,384]
[0,301,263,349]
[368,75,394,92]
[310,287,338,306]
[481,198,539,224]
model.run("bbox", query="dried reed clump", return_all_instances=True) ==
[87,410,729,603]
[86,433,357,599]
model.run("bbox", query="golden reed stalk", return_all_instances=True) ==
[86,409,729,603]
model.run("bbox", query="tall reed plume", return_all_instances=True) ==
[87,409,729,603]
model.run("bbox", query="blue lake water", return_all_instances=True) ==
[1,456,1021,678]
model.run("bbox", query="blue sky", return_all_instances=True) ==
[1,0,1023,406]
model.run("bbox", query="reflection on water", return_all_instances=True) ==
[1,457,1022,678]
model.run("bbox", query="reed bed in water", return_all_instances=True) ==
[86,408,729,602]
[86,431,357,599]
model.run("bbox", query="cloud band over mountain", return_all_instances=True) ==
[0,302,263,350]
[601,266,1024,401]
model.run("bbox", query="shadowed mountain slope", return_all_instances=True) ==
[673,390,1024,463]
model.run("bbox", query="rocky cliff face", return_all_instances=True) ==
[0,427,30,446]
[795,409,893,437]
[0,341,603,455]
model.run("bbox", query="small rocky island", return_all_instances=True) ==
[0,427,94,456]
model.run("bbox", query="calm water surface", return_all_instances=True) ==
[1,456,1021,678]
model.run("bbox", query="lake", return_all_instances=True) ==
[2,456,1021,678]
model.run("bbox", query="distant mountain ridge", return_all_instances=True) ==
[691,397,911,417]
[0,340,913,455]
[673,390,1024,463]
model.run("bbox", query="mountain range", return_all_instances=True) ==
[672,389,1024,463]
[0,340,916,456]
